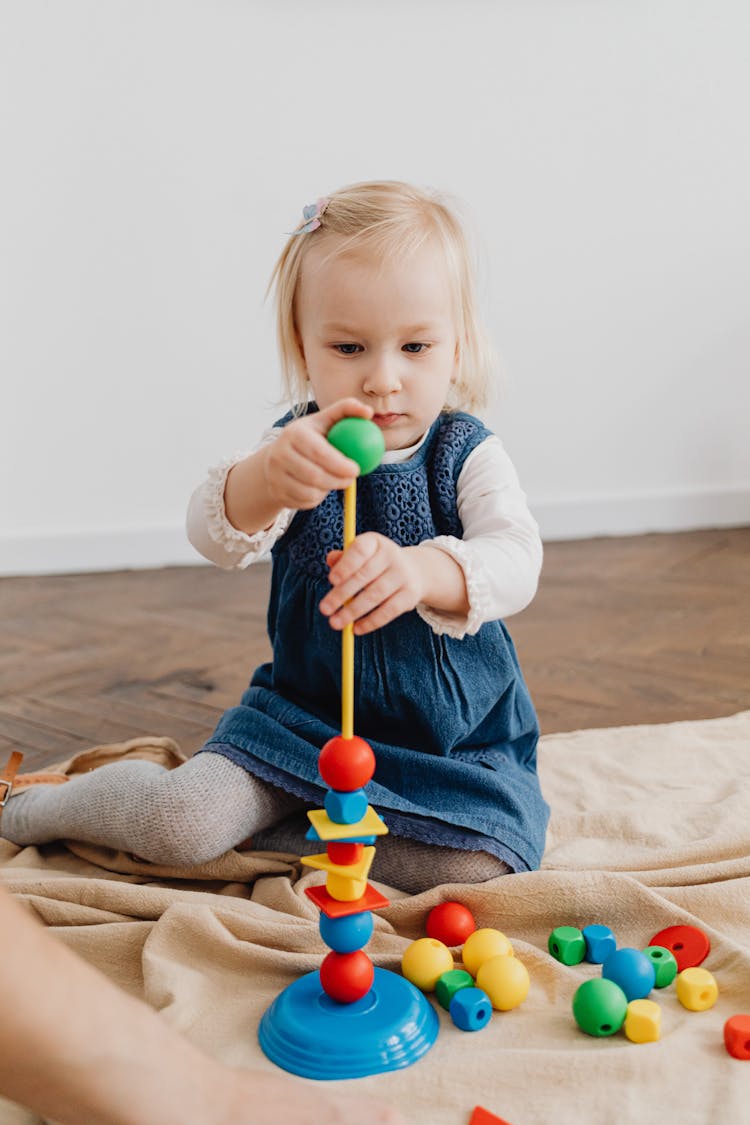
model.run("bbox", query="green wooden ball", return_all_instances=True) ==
[326,417,385,476]
[572,978,628,1037]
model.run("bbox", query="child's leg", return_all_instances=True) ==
[253,815,512,894]
[1,752,305,866]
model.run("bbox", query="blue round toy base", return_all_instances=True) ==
[259,967,439,1079]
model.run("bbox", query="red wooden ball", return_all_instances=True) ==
[318,735,375,792]
[320,950,374,1004]
[426,902,477,947]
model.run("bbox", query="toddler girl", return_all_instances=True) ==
[2,181,549,894]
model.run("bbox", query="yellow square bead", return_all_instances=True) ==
[624,999,661,1043]
[676,967,718,1011]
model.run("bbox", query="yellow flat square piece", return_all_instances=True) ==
[307,806,388,841]
[302,845,375,881]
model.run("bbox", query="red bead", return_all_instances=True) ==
[648,925,710,972]
[327,842,364,865]
[319,950,374,1003]
[426,901,477,947]
[724,1014,750,1060]
[318,736,375,792]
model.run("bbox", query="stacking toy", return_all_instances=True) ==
[572,978,628,1037]
[601,948,655,1002]
[648,924,710,972]
[624,998,661,1043]
[258,418,438,1078]
[435,969,475,1010]
[402,938,454,992]
[548,925,586,966]
[449,987,493,1032]
[476,954,530,1011]
[427,901,477,947]
[463,928,513,976]
[582,924,616,964]
[724,1014,750,1059]
[675,967,718,1011]
[642,945,678,988]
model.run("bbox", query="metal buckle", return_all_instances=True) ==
[0,779,13,807]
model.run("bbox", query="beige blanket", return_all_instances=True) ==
[2,712,749,1125]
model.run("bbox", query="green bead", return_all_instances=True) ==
[642,945,678,988]
[548,925,586,965]
[572,978,628,1037]
[435,969,474,1011]
[326,418,385,476]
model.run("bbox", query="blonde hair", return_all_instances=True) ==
[267,180,495,413]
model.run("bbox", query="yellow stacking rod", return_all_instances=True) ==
[341,480,356,740]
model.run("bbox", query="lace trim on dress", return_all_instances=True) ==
[415,535,490,639]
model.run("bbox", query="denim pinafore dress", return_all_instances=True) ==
[202,409,549,872]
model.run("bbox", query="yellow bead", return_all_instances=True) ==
[475,954,530,1011]
[401,938,454,992]
[624,999,661,1043]
[676,967,718,1011]
[462,928,513,977]
[326,872,367,902]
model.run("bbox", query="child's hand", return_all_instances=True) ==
[263,398,373,511]
[320,534,425,635]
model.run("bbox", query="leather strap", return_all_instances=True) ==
[0,751,25,806]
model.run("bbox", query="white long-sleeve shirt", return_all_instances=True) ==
[186,426,542,640]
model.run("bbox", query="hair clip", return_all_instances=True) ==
[290,197,329,236]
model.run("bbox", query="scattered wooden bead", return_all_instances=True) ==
[426,901,476,947]
[676,967,718,1011]
[449,987,493,1032]
[462,928,513,976]
[548,925,586,966]
[624,999,661,1043]
[602,948,655,1002]
[476,954,530,1011]
[724,1014,750,1060]
[401,937,454,992]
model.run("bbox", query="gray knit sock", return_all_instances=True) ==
[253,813,512,894]
[1,751,304,866]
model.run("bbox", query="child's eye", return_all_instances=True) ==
[402,342,429,354]
[333,343,363,355]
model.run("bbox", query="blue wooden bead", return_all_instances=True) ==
[583,924,617,964]
[449,987,493,1032]
[602,947,656,1001]
[319,910,374,953]
[324,788,369,825]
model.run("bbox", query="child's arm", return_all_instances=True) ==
[321,436,542,637]
[186,398,371,569]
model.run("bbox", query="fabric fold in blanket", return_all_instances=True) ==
[1,712,749,1124]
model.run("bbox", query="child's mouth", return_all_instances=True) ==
[373,413,402,427]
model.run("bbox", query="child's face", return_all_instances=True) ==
[295,236,459,450]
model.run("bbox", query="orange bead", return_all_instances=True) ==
[724,1014,750,1060]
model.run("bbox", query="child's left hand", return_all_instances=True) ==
[320,533,424,635]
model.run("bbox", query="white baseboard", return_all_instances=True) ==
[1,487,748,576]
[535,485,750,542]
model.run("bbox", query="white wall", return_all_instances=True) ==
[2,0,748,576]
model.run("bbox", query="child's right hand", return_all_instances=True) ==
[263,398,374,511]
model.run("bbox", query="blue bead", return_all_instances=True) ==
[583,924,617,964]
[449,987,492,1032]
[602,948,656,1001]
[319,910,374,953]
[324,788,368,825]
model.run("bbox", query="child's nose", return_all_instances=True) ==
[362,353,402,398]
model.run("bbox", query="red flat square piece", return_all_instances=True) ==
[469,1107,514,1125]
[305,881,390,918]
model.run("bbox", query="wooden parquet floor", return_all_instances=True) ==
[1,528,748,774]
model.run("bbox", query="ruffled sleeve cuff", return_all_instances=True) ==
[415,535,490,639]
[187,449,294,569]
